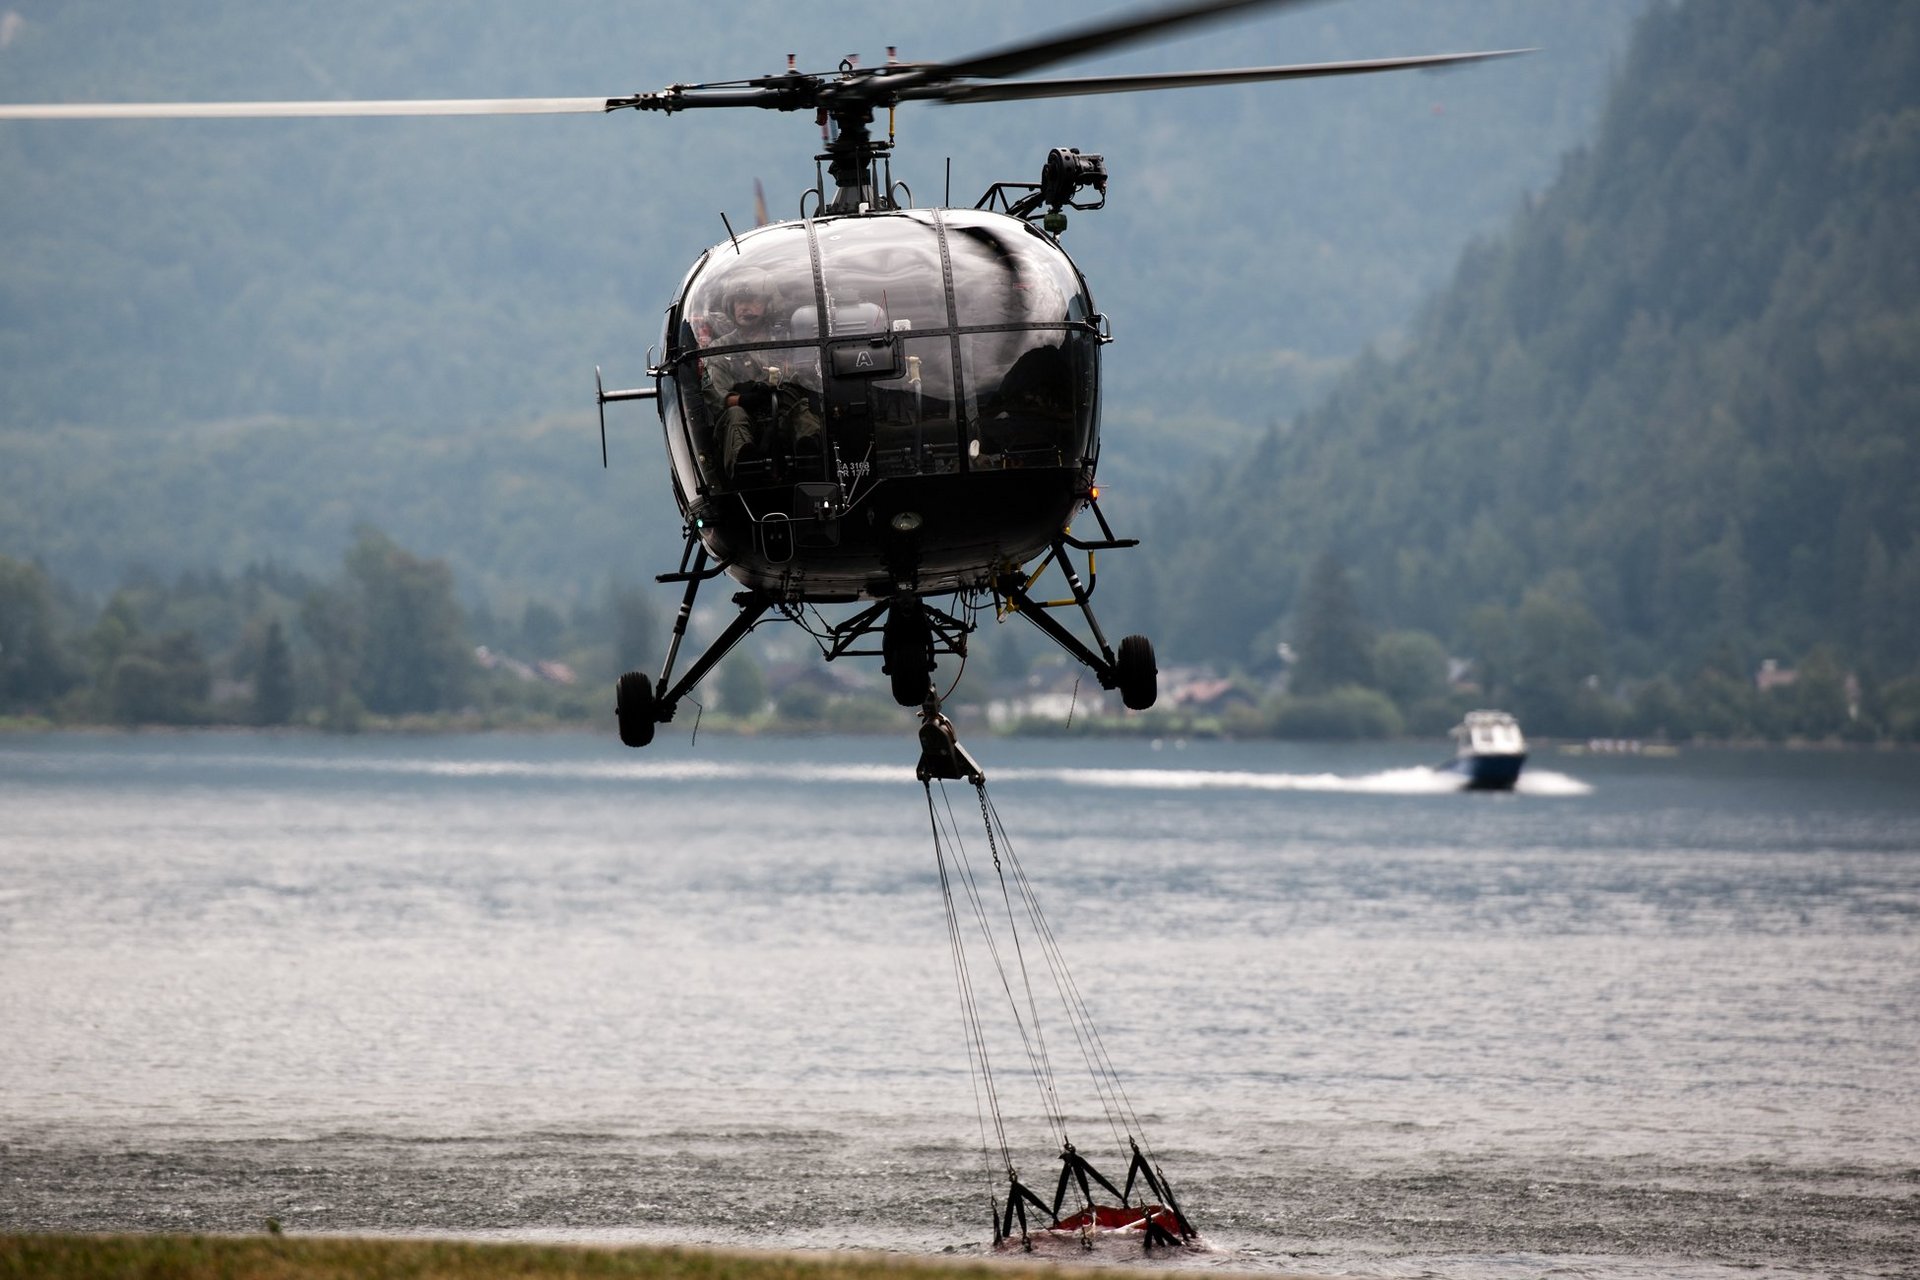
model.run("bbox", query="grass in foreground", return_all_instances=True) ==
[0,1234,1163,1280]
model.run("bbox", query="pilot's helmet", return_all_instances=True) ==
[726,267,776,310]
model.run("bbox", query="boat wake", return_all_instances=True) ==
[1514,769,1594,796]
[998,764,1465,794]
[1000,765,1591,796]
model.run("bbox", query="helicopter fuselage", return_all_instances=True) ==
[652,206,1105,602]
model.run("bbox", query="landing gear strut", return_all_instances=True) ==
[995,514,1158,712]
[614,531,771,748]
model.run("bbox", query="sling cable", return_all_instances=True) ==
[916,705,1195,1252]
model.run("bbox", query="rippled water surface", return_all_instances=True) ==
[2,731,1916,1277]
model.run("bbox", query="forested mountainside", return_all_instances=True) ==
[1132,0,1919,722]
[0,0,1636,597]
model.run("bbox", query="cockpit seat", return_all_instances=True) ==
[790,301,888,339]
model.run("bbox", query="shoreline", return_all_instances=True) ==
[0,1233,1337,1280]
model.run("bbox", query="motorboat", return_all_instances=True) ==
[1445,710,1527,790]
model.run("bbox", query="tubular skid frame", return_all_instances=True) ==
[994,537,1121,689]
[989,493,1141,690]
[646,529,773,723]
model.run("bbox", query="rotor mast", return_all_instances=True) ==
[819,100,889,214]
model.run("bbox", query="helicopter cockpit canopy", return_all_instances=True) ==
[662,209,1100,499]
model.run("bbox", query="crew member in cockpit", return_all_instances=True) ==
[703,268,822,479]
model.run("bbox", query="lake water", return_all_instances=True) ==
[2,730,1916,1278]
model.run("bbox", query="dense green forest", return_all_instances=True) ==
[1123,0,1920,738]
[0,0,1636,594]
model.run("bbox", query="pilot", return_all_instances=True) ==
[703,267,822,479]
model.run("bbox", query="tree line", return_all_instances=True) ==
[0,530,659,731]
[7,531,1915,742]
[1264,552,1920,744]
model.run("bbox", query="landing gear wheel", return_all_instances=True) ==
[616,671,657,748]
[1116,634,1158,711]
[883,603,933,708]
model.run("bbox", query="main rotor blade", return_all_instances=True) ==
[0,97,613,120]
[920,49,1534,104]
[930,0,1303,84]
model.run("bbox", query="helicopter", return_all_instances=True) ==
[0,0,1527,748]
